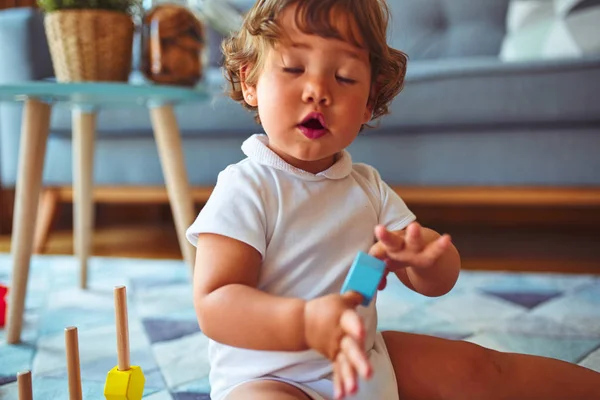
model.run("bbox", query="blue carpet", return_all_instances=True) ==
[0,254,599,399]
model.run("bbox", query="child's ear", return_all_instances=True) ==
[240,65,258,107]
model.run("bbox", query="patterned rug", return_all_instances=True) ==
[0,254,599,399]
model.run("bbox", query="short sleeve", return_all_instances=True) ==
[373,169,416,231]
[185,166,267,258]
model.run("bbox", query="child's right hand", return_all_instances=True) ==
[304,292,373,399]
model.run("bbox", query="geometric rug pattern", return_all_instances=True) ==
[1,254,599,399]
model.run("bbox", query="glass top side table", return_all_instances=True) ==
[0,81,211,344]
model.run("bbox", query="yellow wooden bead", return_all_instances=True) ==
[104,365,145,400]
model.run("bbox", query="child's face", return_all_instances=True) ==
[242,5,373,174]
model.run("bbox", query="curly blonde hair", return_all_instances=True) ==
[222,0,408,126]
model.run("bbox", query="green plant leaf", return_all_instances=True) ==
[37,0,143,16]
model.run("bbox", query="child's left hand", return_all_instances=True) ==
[369,222,452,290]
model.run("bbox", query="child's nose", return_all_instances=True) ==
[302,78,331,106]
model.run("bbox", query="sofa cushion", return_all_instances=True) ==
[49,94,259,139]
[201,0,254,67]
[499,0,600,62]
[0,8,53,83]
[380,55,600,130]
[198,0,512,65]
[48,55,600,138]
[38,125,600,186]
[48,68,259,138]
[387,0,510,60]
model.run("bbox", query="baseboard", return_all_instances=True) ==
[2,185,600,233]
[40,185,600,207]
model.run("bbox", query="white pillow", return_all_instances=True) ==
[500,0,600,61]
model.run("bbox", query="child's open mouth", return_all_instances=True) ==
[298,112,328,139]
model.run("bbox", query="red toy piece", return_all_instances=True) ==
[0,283,8,328]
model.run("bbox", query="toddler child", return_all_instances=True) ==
[186,0,600,399]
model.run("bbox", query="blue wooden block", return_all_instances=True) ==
[341,252,386,306]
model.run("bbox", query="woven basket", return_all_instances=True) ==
[44,10,134,82]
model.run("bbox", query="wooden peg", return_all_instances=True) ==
[114,285,130,371]
[17,370,33,400]
[65,326,83,400]
[104,285,145,400]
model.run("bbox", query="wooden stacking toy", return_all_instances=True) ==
[65,326,83,400]
[104,286,145,400]
[17,370,33,400]
[341,251,386,306]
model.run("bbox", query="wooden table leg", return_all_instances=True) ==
[72,109,96,289]
[6,99,52,344]
[33,188,60,254]
[149,104,196,271]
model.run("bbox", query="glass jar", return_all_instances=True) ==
[141,3,205,87]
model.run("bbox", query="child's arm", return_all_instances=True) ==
[193,232,370,372]
[370,222,461,297]
[193,233,307,351]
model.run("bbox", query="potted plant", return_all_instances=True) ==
[37,0,142,82]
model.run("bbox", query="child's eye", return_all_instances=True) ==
[336,75,356,84]
[283,67,304,74]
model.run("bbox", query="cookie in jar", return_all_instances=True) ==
[141,3,205,87]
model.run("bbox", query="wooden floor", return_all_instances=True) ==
[2,187,600,274]
[0,221,599,274]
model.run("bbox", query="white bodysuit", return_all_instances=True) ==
[186,134,416,400]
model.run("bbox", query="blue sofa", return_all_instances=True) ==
[1,0,600,196]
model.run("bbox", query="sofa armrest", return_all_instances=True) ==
[0,7,53,83]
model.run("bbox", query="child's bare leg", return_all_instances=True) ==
[225,380,313,400]
[382,330,600,400]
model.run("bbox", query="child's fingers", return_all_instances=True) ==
[341,335,372,379]
[374,225,405,253]
[414,234,451,268]
[377,272,388,290]
[340,309,365,342]
[368,241,386,260]
[333,359,344,399]
[405,222,425,252]
[337,352,358,396]
[341,291,364,308]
